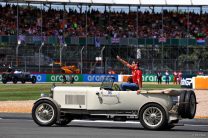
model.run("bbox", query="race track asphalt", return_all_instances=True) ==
[0,113,207,138]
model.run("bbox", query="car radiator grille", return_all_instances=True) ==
[65,95,85,105]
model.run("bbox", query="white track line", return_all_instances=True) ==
[184,124,208,127]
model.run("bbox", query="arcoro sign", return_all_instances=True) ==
[142,74,173,82]
[83,74,118,82]
[47,74,82,82]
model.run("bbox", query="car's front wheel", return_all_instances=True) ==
[32,100,57,126]
[139,103,167,130]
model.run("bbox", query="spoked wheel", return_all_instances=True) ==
[139,103,167,130]
[32,100,57,126]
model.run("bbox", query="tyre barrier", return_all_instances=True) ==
[178,90,197,119]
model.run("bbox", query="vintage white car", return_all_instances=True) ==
[32,77,197,130]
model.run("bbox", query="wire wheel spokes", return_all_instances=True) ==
[143,107,163,127]
[36,103,54,123]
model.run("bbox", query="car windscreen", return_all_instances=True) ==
[100,76,115,90]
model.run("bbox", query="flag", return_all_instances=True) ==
[95,37,100,47]
[196,38,205,45]
[196,33,205,45]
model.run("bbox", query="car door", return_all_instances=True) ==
[97,89,120,105]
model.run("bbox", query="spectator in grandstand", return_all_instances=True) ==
[1,5,208,39]
[164,70,170,85]
[156,71,162,84]
[116,55,142,92]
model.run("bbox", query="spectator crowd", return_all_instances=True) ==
[0,4,208,39]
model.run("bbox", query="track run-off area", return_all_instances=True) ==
[0,113,207,138]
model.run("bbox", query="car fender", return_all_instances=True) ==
[34,97,61,120]
[138,102,169,119]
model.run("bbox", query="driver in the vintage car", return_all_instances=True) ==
[117,56,142,93]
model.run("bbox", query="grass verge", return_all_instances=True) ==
[0,83,180,101]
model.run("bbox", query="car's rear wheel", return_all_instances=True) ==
[21,80,26,84]
[32,100,57,126]
[178,90,196,119]
[139,103,167,130]
[184,90,197,119]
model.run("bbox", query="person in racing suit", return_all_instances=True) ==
[117,56,142,93]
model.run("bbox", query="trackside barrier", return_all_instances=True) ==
[0,74,175,83]
[32,74,118,82]
[119,74,174,82]
[193,76,208,90]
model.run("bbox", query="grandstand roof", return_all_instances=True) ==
[1,0,208,6]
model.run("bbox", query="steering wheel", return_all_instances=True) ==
[113,84,121,91]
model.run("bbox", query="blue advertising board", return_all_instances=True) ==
[32,74,47,82]
[83,74,118,82]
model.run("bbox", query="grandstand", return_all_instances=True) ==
[0,0,208,74]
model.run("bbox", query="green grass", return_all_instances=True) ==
[0,83,180,101]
